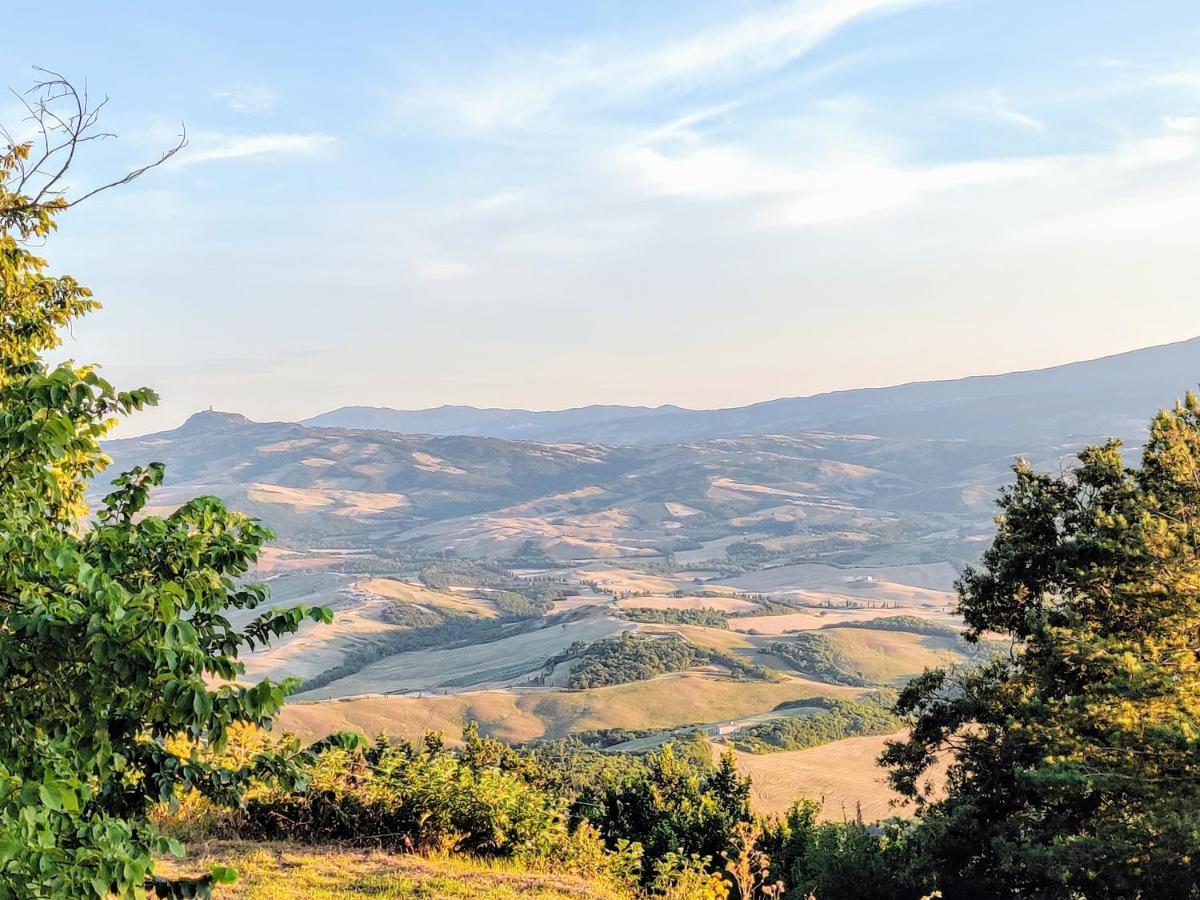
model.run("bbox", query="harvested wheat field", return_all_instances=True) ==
[281,672,856,745]
[725,562,958,606]
[821,627,962,684]
[575,568,677,596]
[239,604,400,683]
[158,842,633,899]
[246,484,409,517]
[356,578,498,618]
[717,731,945,822]
[296,613,626,698]
[280,692,544,745]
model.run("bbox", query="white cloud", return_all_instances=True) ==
[406,0,935,129]
[609,101,1200,235]
[212,86,277,113]
[1165,115,1200,133]
[980,90,1045,131]
[177,132,337,165]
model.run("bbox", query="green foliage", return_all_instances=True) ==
[536,726,703,751]
[377,600,445,628]
[163,727,756,894]
[768,634,871,686]
[0,88,342,897]
[619,607,731,628]
[505,539,557,568]
[730,599,802,617]
[729,699,901,753]
[883,401,1200,898]
[551,633,771,689]
[761,800,930,900]
[723,540,782,564]
[488,589,554,618]
[588,747,754,887]
[419,560,566,617]
[827,615,960,638]
[234,734,608,866]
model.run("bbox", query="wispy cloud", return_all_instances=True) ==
[977,90,1045,131]
[405,0,935,129]
[608,94,1200,232]
[211,85,277,113]
[178,132,337,165]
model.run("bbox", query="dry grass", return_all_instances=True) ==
[254,548,346,573]
[411,451,467,474]
[247,484,408,517]
[574,568,677,596]
[297,613,626,698]
[729,607,957,635]
[724,563,958,605]
[637,624,757,655]
[279,693,535,745]
[281,671,855,745]
[715,731,944,822]
[356,579,498,618]
[156,842,632,899]
[822,628,962,685]
[240,605,400,683]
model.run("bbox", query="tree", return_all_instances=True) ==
[592,743,753,886]
[882,399,1200,898]
[0,74,340,897]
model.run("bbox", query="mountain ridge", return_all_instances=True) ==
[301,336,1200,444]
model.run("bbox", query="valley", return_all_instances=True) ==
[97,344,1195,821]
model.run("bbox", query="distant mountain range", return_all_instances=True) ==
[304,337,1200,445]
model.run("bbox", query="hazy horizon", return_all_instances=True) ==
[128,330,1198,438]
[6,1,1200,436]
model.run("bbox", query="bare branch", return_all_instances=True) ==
[1,69,186,216]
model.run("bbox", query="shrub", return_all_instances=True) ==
[761,800,931,900]
[550,634,772,689]
[619,607,731,628]
[729,699,902,753]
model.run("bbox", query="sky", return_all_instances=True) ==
[4,1,1200,435]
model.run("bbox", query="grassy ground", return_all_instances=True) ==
[157,842,633,899]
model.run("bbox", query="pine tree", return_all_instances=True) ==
[883,397,1200,898]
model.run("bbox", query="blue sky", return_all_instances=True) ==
[4,1,1200,433]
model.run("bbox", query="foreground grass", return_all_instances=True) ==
[157,842,634,899]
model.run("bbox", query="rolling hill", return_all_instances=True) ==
[94,338,1199,819]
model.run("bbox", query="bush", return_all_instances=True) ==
[729,699,902,753]
[171,728,634,885]
[826,615,960,638]
[761,800,932,900]
[619,607,730,629]
[587,747,754,887]
[550,634,772,689]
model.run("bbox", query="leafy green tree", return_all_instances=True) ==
[0,74,338,897]
[760,800,928,900]
[883,399,1200,898]
[591,743,753,886]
